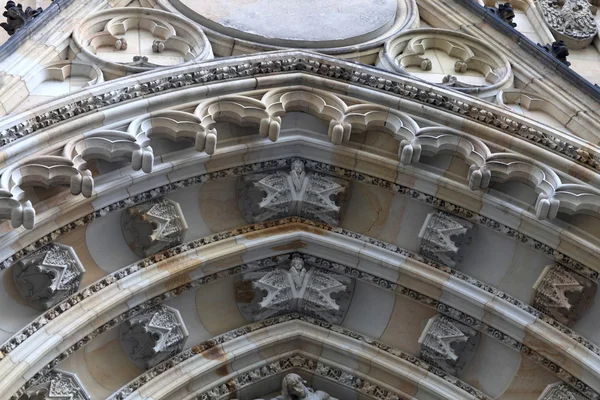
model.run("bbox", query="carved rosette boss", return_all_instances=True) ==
[418,315,480,376]
[120,305,189,369]
[121,198,188,258]
[17,370,90,400]
[235,257,355,324]
[12,243,85,311]
[418,211,474,268]
[237,160,349,226]
[532,265,596,327]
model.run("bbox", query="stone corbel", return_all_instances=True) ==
[418,210,474,268]
[17,369,90,400]
[538,382,586,400]
[532,264,597,327]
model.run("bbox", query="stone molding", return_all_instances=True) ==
[120,305,189,369]
[121,198,188,258]
[532,265,597,327]
[17,369,89,400]
[2,237,598,399]
[418,210,474,268]
[12,243,85,311]
[418,315,480,376]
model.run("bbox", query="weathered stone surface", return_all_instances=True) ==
[532,265,596,327]
[121,198,188,258]
[418,211,474,268]
[236,256,354,324]
[12,243,85,311]
[120,305,189,369]
[418,315,480,376]
[18,370,89,400]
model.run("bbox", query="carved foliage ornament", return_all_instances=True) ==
[1,1,43,35]
[532,265,596,327]
[418,210,474,268]
[236,257,355,324]
[120,305,189,369]
[419,315,480,376]
[121,198,188,258]
[18,370,89,400]
[12,244,85,311]
[237,160,349,226]
[538,0,597,49]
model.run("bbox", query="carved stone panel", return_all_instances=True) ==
[12,244,85,311]
[532,265,597,327]
[418,315,480,376]
[18,370,90,400]
[418,211,474,268]
[120,305,189,369]
[538,0,597,49]
[237,160,349,226]
[121,198,188,258]
[235,256,355,324]
[538,382,586,400]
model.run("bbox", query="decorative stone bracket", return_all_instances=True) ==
[235,257,355,324]
[418,315,480,376]
[12,243,85,311]
[17,370,89,400]
[418,210,474,268]
[120,305,189,369]
[532,264,597,327]
[538,382,586,400]
[121,198,188,258]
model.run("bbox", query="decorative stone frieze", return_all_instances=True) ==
[538,0,597,49]
[237,160,349,225]
[538,382,586,400]
[18,370,89,400]
[418,315,480,376]
[532,265,596,327]
[12,244,85,311]
[418,211,474,268]
[251,373,339,400]
[236,257,354,324]
[120,305,189,369]
[1,1,43,35]
[121,198,188,258]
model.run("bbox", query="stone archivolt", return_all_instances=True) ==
[236,257,355,324]
[237,160,349,225]
[418,315,480,376]
[12,243,85,311]
[532,264,597,327]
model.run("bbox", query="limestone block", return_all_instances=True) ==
[120,305,189,369]
[121,198,188,258]
[418,315,480,376]
[532,265,596,327]
[12,243,85,311]
[418,211,474,268]
[17,370,90,400]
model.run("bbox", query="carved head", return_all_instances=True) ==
[290,257,304,271]
[291,160,305,174]
[281,373,309,398]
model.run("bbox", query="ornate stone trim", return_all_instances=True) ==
[539,382,586,400]
[18,369,89,400]
[418,211,474,268]
[8,253,597,400]
[107,314,490,400]
[1,53,598,173]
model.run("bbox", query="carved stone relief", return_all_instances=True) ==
[538,382,586,400]
[120,305,189,369]
[237,160,349,226]
[249,373,339,400]
[418,211,474,268]
[12,244,85,311]
[538,0,597,49]
[532,265,597,327]
[18,370,90,400]
[418,315,480,376]
[235,256,354,324]
[121,198,188,258]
